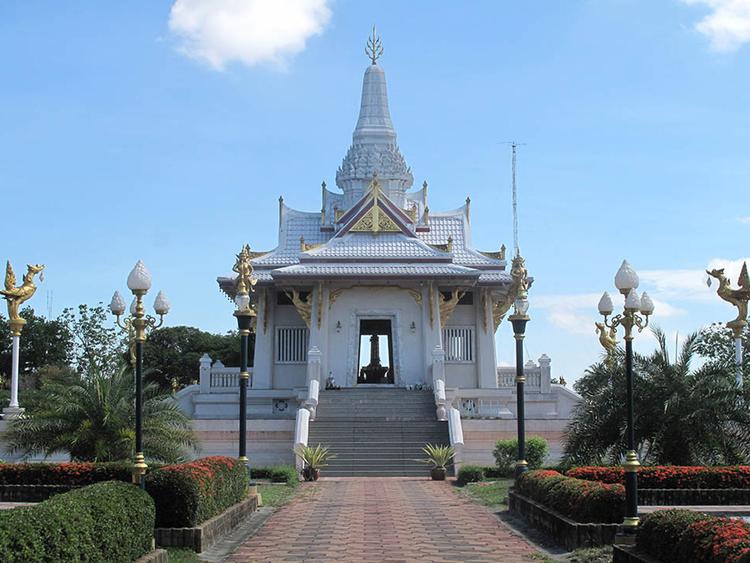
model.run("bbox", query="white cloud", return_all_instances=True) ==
[168,0,332,70]
[738,216,750,224]
[683,0,750,52]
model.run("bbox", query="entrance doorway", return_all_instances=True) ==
[357,319,394,384]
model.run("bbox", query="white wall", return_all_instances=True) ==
[326,286,426,387]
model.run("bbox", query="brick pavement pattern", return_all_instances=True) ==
[228,478,536,562]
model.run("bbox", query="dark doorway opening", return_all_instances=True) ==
[357,319,394,384]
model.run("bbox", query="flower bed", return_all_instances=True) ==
[567,466,750,489]
[0,461,132,486]
[515,470,624,523]
[0,481,154,563]
[145,456,248,528]
[637,509,750,563]
[249,465,299,485]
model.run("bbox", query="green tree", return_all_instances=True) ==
[58,304,124,377]
[563,328,750,466]
[143,326,245,389]
[694,322,750,376]
[0,308,72,388]
[3,363,197,462]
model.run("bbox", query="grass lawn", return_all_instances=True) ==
[167,548,201,563]
[257,483,299,507]
[454,478,513,510]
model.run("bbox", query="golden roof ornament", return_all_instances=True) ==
[365,25,383,65]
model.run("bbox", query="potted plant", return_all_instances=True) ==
[294,444,335,481]
[421,443,455,480]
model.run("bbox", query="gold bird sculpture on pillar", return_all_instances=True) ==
[706,262,750,336]
[1,262,45,326]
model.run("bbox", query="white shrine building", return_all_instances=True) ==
[176,40,580,472]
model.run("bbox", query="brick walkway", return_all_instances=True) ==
[228,478,536,562]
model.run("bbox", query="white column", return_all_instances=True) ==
[253,289,274,389]
[199,354,212,393]
[476,288,499,389]
[9,335,20,408]
[735,336,743,387]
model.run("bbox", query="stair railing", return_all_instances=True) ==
[293,377,320,470]
[432,345,464,470]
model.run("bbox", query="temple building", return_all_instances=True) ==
[176,36,580,473]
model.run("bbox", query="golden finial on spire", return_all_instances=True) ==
[365,26,383,65]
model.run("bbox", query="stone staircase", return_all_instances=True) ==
[307,388,452,477]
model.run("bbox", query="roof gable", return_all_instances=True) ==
[337,176,414,237]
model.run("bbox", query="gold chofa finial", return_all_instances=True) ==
[366,26,383,65]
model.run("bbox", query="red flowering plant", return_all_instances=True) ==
[145,456,248,528]
[0,461,132,486]
[566,466,750,489]
[638,509,750,563]
[515,469,624,523]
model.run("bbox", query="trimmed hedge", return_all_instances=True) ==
[250,465,299,485]
[638,509,750,563]
[515,469,624,523]
[0,461,132,486]
[146,456,248,528]
[567,465,750,489]
[0,480,154,563]
[456,465,485,485]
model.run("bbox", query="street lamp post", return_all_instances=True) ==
[0,261,44,420]
[507,254,531,479]
[231,245,257,468]
[597,260,654,531]
[109,260,170,489]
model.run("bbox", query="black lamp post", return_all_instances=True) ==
[231,245,257,469]
[110,260,170,489]
[509,265,530,479]
[597,260,655,531]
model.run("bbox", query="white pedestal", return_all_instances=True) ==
[2,406,25,420]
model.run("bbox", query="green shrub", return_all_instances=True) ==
[457,465,485,485]
[516,469,625,523]
[0,480,154,563]
[637,509,706,562]
[146,456,248,528]
[251,465,299,486]
[493,436,549,472]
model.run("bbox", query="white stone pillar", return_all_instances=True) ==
[252,289,274,389]
[476,288,499,389]
[539,354,552,393]
[199,353,212,394]
[9,335,20,408]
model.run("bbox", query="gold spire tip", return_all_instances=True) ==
[365,25,383,65]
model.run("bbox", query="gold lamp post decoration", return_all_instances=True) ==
[1,261,45,419]
[597,260,655,531]
[109,260,170,488]
[707,262,750,387]
[232,244,257,468]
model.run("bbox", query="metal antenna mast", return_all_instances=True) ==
[511,142,520,257]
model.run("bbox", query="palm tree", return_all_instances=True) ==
[3,363,197,462]
[563,328,750,466]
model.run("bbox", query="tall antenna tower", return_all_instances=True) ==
[511,142,521,257]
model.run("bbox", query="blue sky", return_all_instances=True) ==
[1,1,749,384]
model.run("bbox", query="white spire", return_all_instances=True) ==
[336,30,412,209]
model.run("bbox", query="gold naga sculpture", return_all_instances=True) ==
[595,321,618,354]
[707,262,750,337]
[1,262,45,334]
[491,254,529,330]
[439,288,465,326]
[233,244,258,298]
[285,288,313,328]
